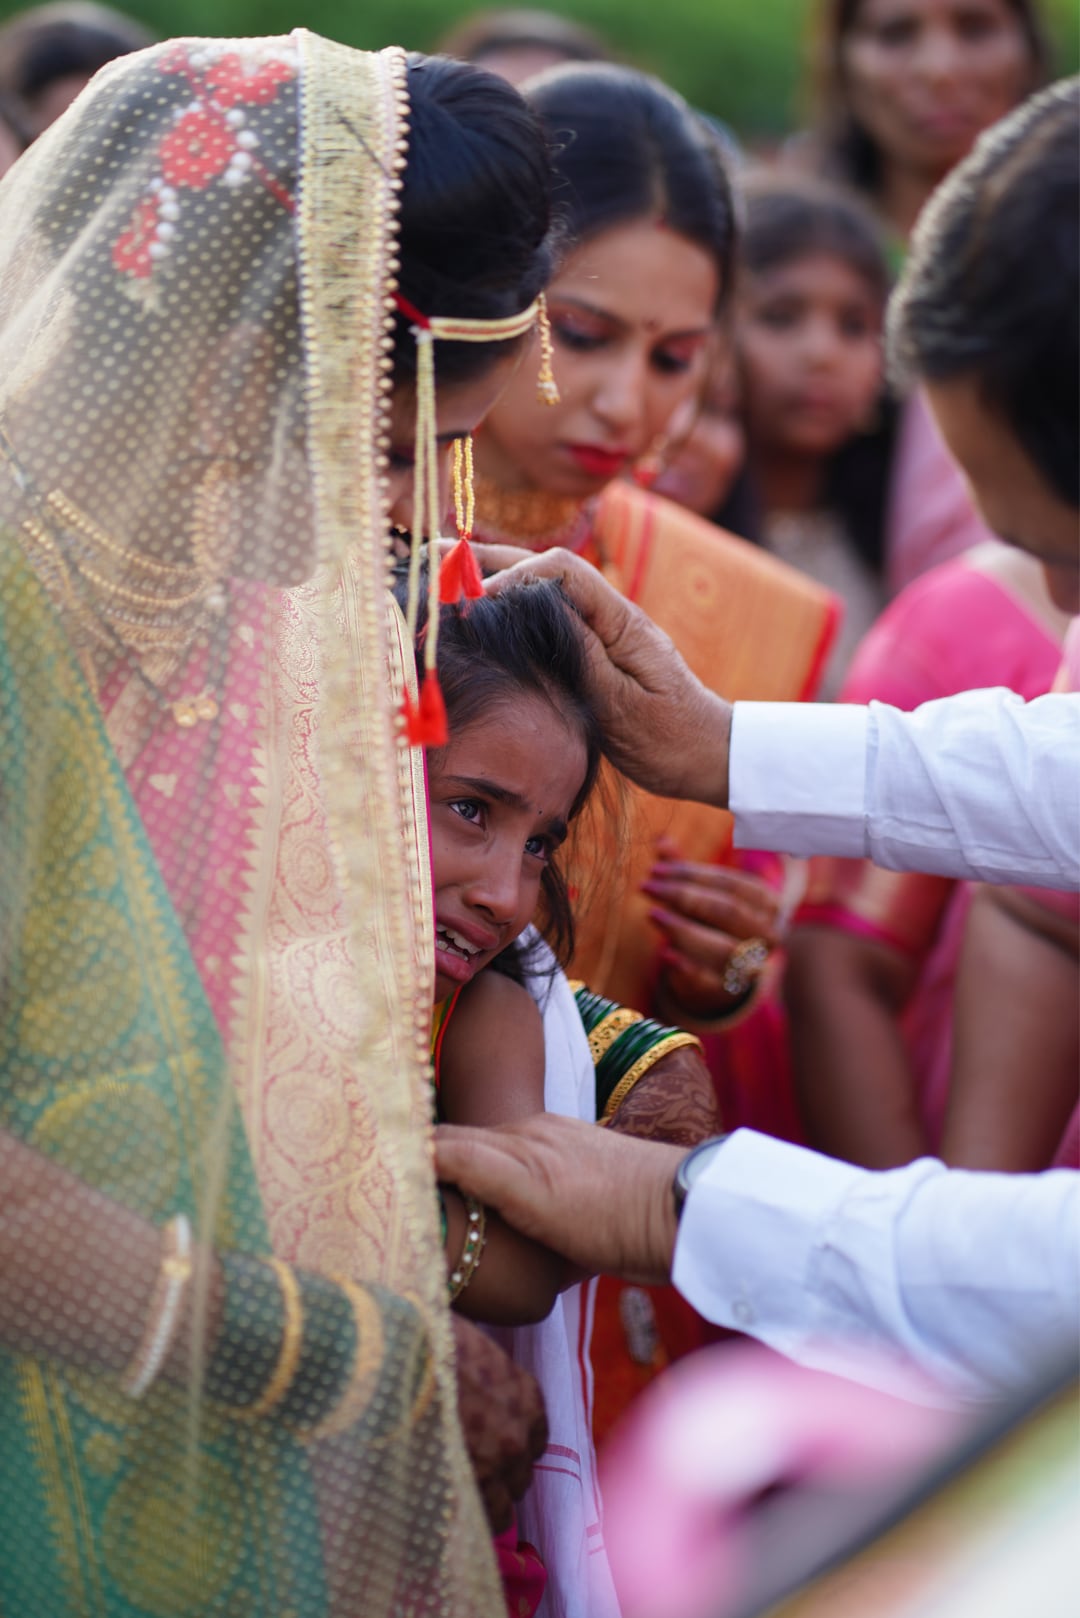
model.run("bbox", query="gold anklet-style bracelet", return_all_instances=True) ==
[448,1196,487,1303]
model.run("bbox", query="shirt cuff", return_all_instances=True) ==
[729,702,870,857]
[672,1129,869,1338]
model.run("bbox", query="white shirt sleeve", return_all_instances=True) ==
[729,688,1080,890]
[672,1130,1080,1405]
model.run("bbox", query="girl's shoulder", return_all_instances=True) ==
[452,968,542,1038]
[439,969,547,1126]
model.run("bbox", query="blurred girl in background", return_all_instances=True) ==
[729,172,891,697]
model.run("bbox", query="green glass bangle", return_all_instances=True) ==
[204,1253,286,1410]
[206,1254,357,1429]
[277,1271,357,1429]
[573,982,619,1036]
[595,1016,679,1109]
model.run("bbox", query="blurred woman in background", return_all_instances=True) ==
[801,0,1049,591]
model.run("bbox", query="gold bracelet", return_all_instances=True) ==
[599,1031,705,1124]
[300,1278,386,1444]
[239,1259,304,1420]
[120,1214,194,1399]
[448,1196,487,1302]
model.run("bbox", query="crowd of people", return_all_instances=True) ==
[0,4,1075,1617]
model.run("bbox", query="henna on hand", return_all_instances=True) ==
[606,1045,721,1147]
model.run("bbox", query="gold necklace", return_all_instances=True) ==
[20,488,226,723]
[472,473,595,552]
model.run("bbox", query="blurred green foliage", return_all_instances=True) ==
[1,0,1076,136]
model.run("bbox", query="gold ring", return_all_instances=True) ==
[721,936,770,999]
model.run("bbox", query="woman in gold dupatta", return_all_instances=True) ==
[0,33,554,1615]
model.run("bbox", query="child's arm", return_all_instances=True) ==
[438,970,565,1326]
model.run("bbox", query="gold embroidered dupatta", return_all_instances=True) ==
[0,31,496,1616]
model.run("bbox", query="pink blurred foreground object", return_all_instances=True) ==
[600,1342,957,1618]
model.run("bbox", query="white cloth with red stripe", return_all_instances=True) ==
[486,933,622,1618]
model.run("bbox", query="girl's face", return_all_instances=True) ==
[738,252,883,459]
[477,217,718,500]
[428,693,588,1002]
[842,0,1035,182]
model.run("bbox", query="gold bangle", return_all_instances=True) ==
[587,1006,644,1066]
[239,1259,303,1420]
[448,1196,487,1302]
[599,1031,705,1124]
[299,1278,386,1444]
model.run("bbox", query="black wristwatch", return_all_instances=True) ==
[672,1134,730,1220]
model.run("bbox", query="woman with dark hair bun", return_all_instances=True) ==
[394,51,556,382]
[468,60,841,1443]
[0,32,558,1616]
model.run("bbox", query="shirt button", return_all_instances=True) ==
[732,1297,755,1326]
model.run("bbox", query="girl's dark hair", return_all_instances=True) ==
[437,8,611,69]
[890,78,1079,509]
[811,0,1049,199]
[523,62,738,314]
[728,172,896,570]
[398,571,603,976]
[393,54,556,386]
[740,171,890,304]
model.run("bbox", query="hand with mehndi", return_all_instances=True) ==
[645,836,784,1021]
[436,1114,685,1289]
[450,1315,549,1533]
[606,1040,722,1148]
[475,544,733,808]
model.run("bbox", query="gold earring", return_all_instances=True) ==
[191,445,241,585]
[440,436,484,605]
[632,434,669,490]
[536,293,560,406]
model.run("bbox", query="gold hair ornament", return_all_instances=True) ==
[392,291,557,746]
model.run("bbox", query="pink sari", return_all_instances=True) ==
[797,554,1068,1149]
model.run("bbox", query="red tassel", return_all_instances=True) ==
[439,537,485,605]
[401,673,448,747]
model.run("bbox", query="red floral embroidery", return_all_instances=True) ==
[159,107,235,189]
[112,196,161,278]
[113,45,296,279]
[158,43,195,76]
[204,53,294,108]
